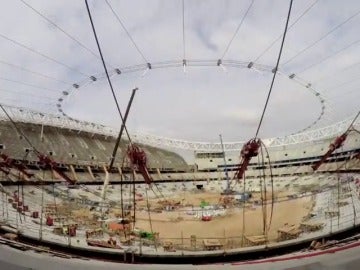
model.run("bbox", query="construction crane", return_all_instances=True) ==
[2,152,77,185]
[127,144,152,185]
[0,153,75,184]
[0,104,76,185]
[0,162,10,175]
[312,132,348,171]
[0,154,34,179]
[38,154,76,185]
[220,134,232,194]
[312,111,360,171]
[234,138,261,180]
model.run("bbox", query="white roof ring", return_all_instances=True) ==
[56,59,328,138]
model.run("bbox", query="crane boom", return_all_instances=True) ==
[0,162,10,175]
[234,138,261,180]
[127,144,152,185]
[0,154,34,178]
[38,154,76,184]
[311,133,347,171]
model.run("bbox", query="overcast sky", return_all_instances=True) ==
[0,0,359,143]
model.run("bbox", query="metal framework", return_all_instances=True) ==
[0,104,358,152]
[0,104,115,136]
[55,59,328,135]
[132,116,358,151]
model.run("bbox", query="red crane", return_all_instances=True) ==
[38,154,76,185]
[0,162,10,175]
[127,144,152,185]
[311,133,348,171]
[234,138,261,180]
[0,154,34,178]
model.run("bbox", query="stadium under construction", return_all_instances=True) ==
[0,1,360,269]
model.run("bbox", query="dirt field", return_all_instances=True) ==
[134,191,312,242]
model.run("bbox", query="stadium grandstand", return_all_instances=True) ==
[1,106,358,184]
[1,0,360,269]
[0,105,360,267]
[0,119,188,179]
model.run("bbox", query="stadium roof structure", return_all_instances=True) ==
[0,1,359,148]
[0,104,358,151]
